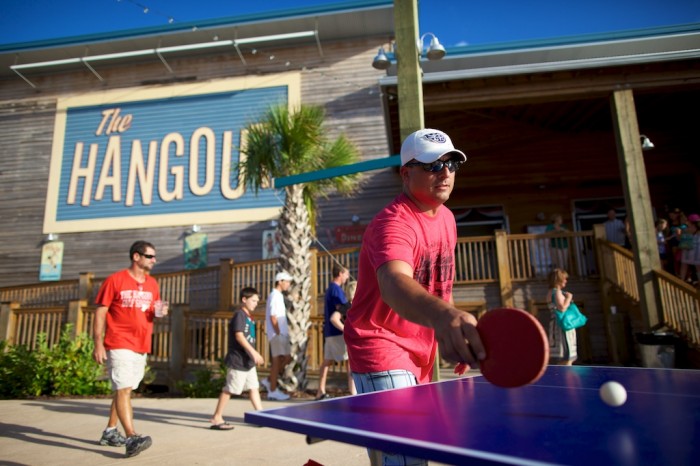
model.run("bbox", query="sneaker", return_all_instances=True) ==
[260,378,271,392]
[99,428,126,447]
[267,388,290,401]
[125,434,152,458]
[315,392,330,401]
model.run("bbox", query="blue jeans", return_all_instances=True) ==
[351,370,428,466]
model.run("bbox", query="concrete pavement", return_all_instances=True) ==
[0,368,464,465]
[0,395,368,466]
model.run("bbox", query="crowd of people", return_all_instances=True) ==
[658,207,700,286]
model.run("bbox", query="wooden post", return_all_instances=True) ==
[310,248,318,317]
[610,89,662,329]
[593,224,620,364]
[219,258,234,311]
[495,230,514,307]
[169,304,185,387]
[79,272,94,303]
[66,300,86,338]
[394,0,424,140]
[0,302,19,345]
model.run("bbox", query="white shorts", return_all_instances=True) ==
[323,335,348,362]
[107,349,147,391]
[269,334,290,357]
[223,367,260,395]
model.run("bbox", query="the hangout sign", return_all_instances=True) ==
[44,73,300,233]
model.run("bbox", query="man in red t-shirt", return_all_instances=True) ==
[93,240,166,458]
[344,129,486,465]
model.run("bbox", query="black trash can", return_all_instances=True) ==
[635,332,677,368]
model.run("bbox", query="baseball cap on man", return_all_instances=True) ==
[400,128,467,166]
[275,271,293,282]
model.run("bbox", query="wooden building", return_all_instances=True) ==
[1,0,699,295]
[2,1,700,372]
[0,1,400,286]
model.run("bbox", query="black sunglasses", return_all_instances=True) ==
[404,159,463,173]
[140,253,156,259]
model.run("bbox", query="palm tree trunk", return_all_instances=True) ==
[277,184,313,391]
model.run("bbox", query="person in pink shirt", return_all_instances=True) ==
[344,129,485,466]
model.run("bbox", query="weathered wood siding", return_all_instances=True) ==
[0,37,401,287]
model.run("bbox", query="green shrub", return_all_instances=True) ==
[0,325,111,398]
[0,340,43,398]
[176,359,227,398]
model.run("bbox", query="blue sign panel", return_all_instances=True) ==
[44,74,301,233]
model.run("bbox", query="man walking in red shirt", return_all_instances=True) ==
[93,240,167,458]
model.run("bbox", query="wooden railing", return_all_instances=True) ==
[5,229,700,377]
[508,232,598,281]
[181,310,335,373]
[597,239,700,349]
[6,305,66,349]
[0,280,80,308]
[2,230,606,382]
[455,236,497,283]
[2,231,598,313]
[597,241,639,301]
[655,269,700,347]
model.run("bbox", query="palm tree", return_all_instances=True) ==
[239,104,361,391]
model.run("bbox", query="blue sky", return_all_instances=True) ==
[1,0,699,47]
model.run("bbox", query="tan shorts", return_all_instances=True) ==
[107,349,147,390]
[223,367,259,395]
[323,335,348,362]
[269,334,290,357]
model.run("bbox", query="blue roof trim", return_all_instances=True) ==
[444,23,700,57]
[0,0,393,53]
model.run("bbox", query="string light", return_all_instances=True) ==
[117,0,177,25]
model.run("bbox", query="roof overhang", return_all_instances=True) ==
[378,24,700,86]
[0,0,394,81]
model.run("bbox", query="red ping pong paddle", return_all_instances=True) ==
[455,307,549,388]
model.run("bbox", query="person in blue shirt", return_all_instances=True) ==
[315,264,357,400]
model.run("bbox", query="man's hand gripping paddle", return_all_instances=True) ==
[455,307,549,388]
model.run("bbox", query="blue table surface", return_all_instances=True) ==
[245,366,700,465]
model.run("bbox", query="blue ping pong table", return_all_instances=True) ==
[245,366,700,465]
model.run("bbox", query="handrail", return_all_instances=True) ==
[5,231,700,378]
[655,269,700,347]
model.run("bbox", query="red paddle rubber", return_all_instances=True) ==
[455,307,549,388]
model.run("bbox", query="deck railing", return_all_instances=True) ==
[4,229,698,377]
[655,269,700,346]
[1,230,600,383]
[0,280,80,308]
[596,238,700,349]
[2,231,597,314]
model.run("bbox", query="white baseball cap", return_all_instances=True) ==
[400,128,467,166]
[275,271,293,282]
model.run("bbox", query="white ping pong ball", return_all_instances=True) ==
[599,381,627,407]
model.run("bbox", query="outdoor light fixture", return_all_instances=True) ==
[418,32,445,61]
[372,47,392,70]
[640,134,655,150]
[371,32,446,70]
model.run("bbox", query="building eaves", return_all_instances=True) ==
[379,23,700,85]
[0,0,393,53]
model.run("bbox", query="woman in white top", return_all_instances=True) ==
[547,268,577,365]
